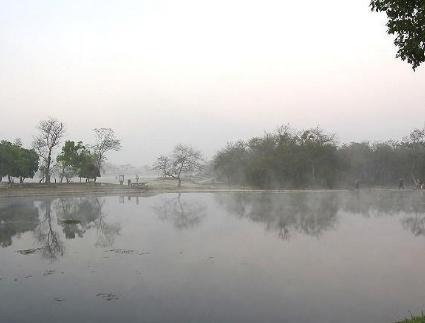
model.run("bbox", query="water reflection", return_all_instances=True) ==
[36,199,64,260]
[152,193,207,229]
[0,199,39,247]
[2,191,425,253]
[54,198,120,247]
[0,197,120,259]
[341,190,425,216]
[402,215,425,236]
[215,192,339,240]
[2,192,425,323]
[216,190,425,240]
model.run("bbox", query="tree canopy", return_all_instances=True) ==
[0,140,39,183]
[153,144,203,187]
[56,140,101,182]
[371,0,425,70]
[33,118,65,183]
[92,128,121,174]
[213,125,425,189]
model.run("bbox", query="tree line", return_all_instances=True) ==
[0,117,121,184]
[213,125,425,189]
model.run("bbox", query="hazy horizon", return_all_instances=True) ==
[1,0,425,166]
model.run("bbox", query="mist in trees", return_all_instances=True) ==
[0,118,122,184]
[153,144,203,187]
[214,126,340,189]
[0,140,39,183]
[54,128,120,183]
[32,118,65,184]
[213,125,425,189]
[56,141,100,183]
[92,128,121,173]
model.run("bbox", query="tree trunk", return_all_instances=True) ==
[177,165,183,187]
[46,150,52,183]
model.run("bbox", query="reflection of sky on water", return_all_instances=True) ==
[1,191,425,323]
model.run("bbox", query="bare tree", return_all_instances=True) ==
[33,118,65,183]
[92,128,121,174]
[153,144,203,187]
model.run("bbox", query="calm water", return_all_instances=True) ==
[1,191,425,323]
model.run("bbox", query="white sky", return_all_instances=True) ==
[1,0,424,165]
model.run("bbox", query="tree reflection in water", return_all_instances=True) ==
[36,199,64,261]
[340,191,425,237]
[153,193,207,229]
[30,197,120,260]
[0,199,39,247]
[216,190,425,240]
[2,191,425,254]
[93,199,120,248]
[215,192,339,241]
[54,197,120,247]
[57,197,120,247]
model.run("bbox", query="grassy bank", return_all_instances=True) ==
[397,313,425,323]
[0,178,416,198]
[0,182,147,198]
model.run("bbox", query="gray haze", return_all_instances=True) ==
[1,0,425,165]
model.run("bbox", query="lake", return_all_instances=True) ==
[1,190,424,323]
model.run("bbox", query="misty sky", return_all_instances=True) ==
[1,0,424,166]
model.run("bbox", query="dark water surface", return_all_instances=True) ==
[1,191,425,323]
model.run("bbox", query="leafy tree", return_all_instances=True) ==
[0,141,16,182]
[57,141,86,183]
[92,128,121,175]
[213,126,339,189]
[371,0,425,70]
[153,144,203,187]
[78,151,100,182]
[0,140,39,183]
[214,141,248,185]
[298,127,339,187]
[33,118,65,183]
[14,147,39,183]
[404,126,425,182]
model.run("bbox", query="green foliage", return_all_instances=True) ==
[370,0,425,70]
[213,125,425,189]
[397,312,425,322]
[78,151,100,180]
[56,140,100,182]
[57,141,85,166]
[213,141,247,185]
[57,141,86,182]
[0,140,39,182]
[214,126,340,189]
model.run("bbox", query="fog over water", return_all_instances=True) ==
[1,191,425,323]
[1,0,425,165]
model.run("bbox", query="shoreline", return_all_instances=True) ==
[0,182,418,198]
